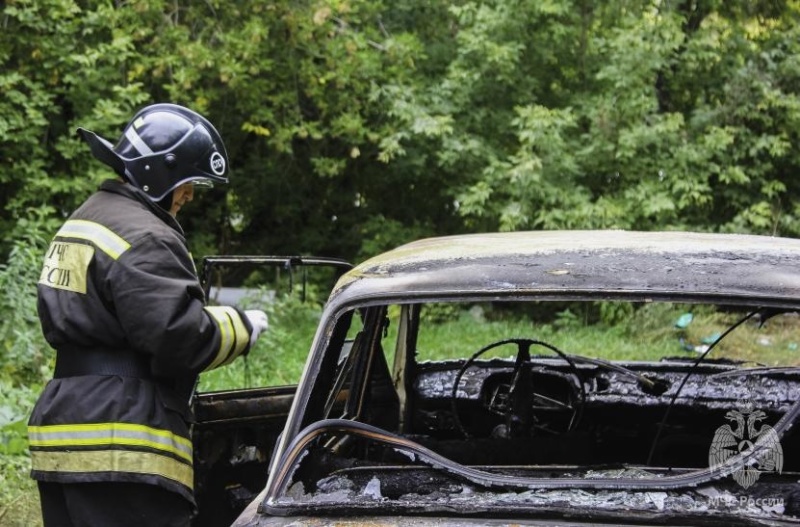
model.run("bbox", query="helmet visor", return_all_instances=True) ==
[184,177,215,189]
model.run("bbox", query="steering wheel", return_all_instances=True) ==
[450,338,586,439]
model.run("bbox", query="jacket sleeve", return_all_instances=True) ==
[108,231,252,377]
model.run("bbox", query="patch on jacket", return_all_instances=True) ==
[39,241,94,294]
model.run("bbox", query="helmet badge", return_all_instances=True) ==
[210,151,226,176]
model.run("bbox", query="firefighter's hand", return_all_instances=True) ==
[244,309,269,348]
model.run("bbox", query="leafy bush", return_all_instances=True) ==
[420,302,461,324]
[0,208,53,527]
[0,209,53,385]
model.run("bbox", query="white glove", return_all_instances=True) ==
[244,309,269,348]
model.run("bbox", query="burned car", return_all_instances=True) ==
[191,231,800,526]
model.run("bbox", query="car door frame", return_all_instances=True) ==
[191,255,352,527]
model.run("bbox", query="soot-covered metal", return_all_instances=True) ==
[218,231,800,527]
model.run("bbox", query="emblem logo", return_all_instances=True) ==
[709,407,783,489]
[210,151,226,176]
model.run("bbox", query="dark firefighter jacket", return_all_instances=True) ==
[28,179,253,506]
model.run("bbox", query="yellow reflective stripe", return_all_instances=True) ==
[28,423,192,463]
[203,306,249,370]
[57,220,131,260]
[206,305,234,368]
[30,449,193,490]
[221,308,250,366]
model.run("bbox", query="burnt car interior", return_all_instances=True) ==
[217,301,799,525]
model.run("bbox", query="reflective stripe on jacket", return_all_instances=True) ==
[29,180,252,504]
[29,420,193,490]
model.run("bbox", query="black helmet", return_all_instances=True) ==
[77,103,229,201]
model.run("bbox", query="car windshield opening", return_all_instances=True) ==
[269,299,800,522]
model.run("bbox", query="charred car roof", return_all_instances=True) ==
[331,230,800,307]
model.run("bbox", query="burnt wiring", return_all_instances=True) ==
[565,355,667,394]
[645,308,761,466]
[709,365,800,378]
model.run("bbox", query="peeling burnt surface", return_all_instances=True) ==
[408,359,800,468]
[194,386,296,424]
[416,359,799,411]
[337,243,800,306]
[265,357,800,524]
[278,465,799,526]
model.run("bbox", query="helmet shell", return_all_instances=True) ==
[78,103,229,201]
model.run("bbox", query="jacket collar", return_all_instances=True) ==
[98,179,185,235]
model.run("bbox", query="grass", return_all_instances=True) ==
[411,302,800,367]
[0,455,39,527]
[0,382,42,527]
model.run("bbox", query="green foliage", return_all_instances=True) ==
[598,301,635,326]
[356,214,433,261]
[380,0,800,236]
[420,302,461,324]
[5,0,798,263]
[0,207,53,527]
[553,308,581,330]
[0,210,49,526]
[199,290,326,390]
[0,208,53,385]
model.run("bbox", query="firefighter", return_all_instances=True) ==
[28,104,269,527]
